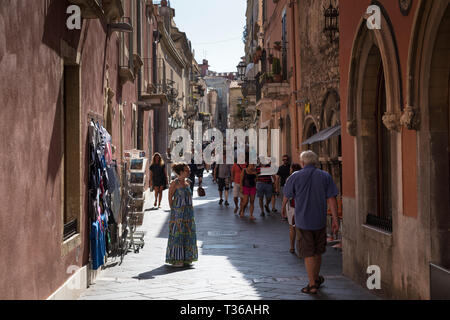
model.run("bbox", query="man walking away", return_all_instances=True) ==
[214,152,232,206]
[283,151,339,294]
[196,161,205,187]
[276,155,291,201]
[188,156,197,192]
[256,163,275,216]
[231,161,246,213]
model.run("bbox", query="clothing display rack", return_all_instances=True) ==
[88,118,120,270]
[123,149,147,253]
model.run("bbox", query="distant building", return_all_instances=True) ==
[204,76,231,132]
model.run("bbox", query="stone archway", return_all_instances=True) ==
[347,8,403,136]
[303,116,320,156]
[320,89,341,192]
[347,7,403,232]
[410,0,450,270]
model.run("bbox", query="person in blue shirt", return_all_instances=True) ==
[283,150,339,294]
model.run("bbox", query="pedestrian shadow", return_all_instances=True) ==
[133,264,194,280]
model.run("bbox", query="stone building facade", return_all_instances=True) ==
[297,0,341,193]
[340,0,450,299]
[204,76,231,133]
[0,0,160,299]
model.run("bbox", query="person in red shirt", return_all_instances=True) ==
[231,162,246,214]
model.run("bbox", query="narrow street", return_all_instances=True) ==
[79,172,377,300]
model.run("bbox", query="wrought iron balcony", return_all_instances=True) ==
[140,58,183,107]
[241,80,257,98]
[262,81,290,100]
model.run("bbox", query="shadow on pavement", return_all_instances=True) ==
[133,264,195,280]
[137,172,377,300]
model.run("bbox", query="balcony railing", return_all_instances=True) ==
[241,80,257,98]
[366,213,393,233]
[141,57,178,105]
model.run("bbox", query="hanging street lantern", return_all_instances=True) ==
[236,60,247,82]
[323,0,339,43]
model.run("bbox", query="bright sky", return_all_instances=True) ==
[169,0,246,73]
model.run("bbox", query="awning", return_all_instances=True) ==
[245,63,255,76]
[302,124,341,145]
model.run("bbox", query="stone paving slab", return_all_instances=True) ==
[79,172,379,300]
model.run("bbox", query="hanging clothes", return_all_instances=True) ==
[88,120,116,270]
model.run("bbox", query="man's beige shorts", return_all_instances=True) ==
[233,184,243,198]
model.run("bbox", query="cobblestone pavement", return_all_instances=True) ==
[79,172,378,300]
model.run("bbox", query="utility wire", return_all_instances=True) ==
[192,36,242,46]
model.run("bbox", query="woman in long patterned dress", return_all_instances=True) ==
[165,163,198,267]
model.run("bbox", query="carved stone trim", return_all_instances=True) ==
[346,119,357,136]
[400,105,420,130]
[382,112,401,132]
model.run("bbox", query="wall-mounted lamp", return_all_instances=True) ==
[323,0,339,43]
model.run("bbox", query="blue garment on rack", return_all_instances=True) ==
[90,221,103,270]
[100,213,107,258]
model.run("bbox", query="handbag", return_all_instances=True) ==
[197,186,206,197]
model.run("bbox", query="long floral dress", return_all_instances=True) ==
[165,185,198,265]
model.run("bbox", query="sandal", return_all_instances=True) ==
[315,275,325,288]
[249,216,256,221]
[301,284,318,294]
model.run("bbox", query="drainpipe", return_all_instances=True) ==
[291,0,300,154]
[137,0,143,149]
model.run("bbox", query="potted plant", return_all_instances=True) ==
[260,72,274,84]
[272,57,282,82]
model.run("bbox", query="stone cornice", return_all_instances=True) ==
[158,21,186,69]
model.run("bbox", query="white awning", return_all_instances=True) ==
[245,63,257,79]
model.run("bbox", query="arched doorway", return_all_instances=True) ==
[355,45,394,230]
[347,7,403,233]
[411,1,450,271]
[303,118,320,156]
[427,3,450,270]
[321,90,341,194]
